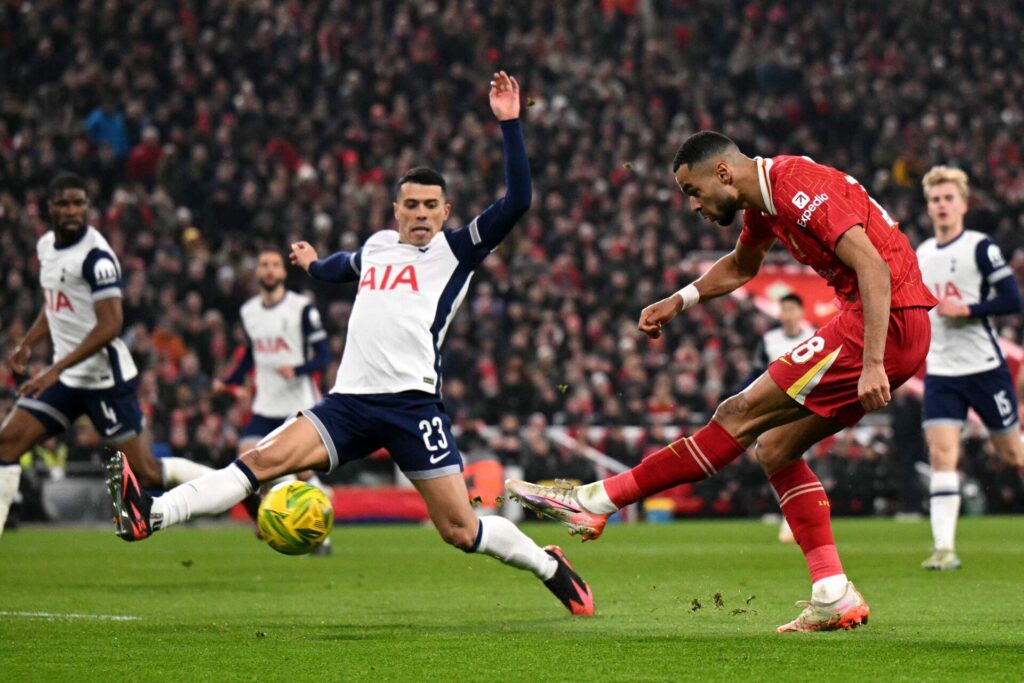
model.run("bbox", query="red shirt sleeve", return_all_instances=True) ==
[739,208,774,246]
[774,161,867,249]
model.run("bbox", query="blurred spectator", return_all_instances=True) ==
[2,1,1022,514]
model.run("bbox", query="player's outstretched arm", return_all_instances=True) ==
[19,298,123,398]
[447,72,531,262]
[835,226,891,411]
[292,240,361,283]
[639,237,773,339]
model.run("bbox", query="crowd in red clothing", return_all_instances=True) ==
[2,1,1023,515]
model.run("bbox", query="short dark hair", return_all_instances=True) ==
[672,131,738,172]
[780,293,804,307]
[258,248,285,262]
[48,172,87,199]
[396,166,446,196]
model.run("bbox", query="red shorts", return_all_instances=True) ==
[767,306,931,427]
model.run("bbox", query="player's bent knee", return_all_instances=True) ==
[712,393,748,426]
[0,433,18,463]
[437,522,478,550]
[0,426,33,463]
[753,440,776,469]
[926,444,958,469]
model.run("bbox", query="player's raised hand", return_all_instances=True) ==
[489,70,520,121]
[290,241,319,272]
[638,296,683,340]
[857,362,891,411]
[7,344,30,375]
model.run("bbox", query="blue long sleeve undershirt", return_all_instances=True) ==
[292,338,331,376]
[969,275,1023,318]
[222,345,254,385]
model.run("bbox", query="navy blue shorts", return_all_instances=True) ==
[923,365,1020,434]
[17,378,144,444]
[301,391,463,480]
[240,414,288,442]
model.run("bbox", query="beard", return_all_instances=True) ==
[715,196,742,226]
[259,277,284,292]
[52,221,86,245]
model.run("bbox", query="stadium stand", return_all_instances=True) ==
[2,0,1023,520]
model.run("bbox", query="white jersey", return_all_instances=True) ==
[333,229,477,395]
[762,324,816,363]
[917,230,1013,376]
[240,291,326,417]
[37,226,137,389]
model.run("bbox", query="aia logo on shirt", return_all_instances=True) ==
[359,265,420,292]
[932,281,963,300]
[254,337,292,353]
[45,288,74,313]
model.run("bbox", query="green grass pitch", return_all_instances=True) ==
[2,517,1021,682]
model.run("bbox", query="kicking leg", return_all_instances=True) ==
[0,408,49,537]
[507,373,810,539]
[757,414,870,632]
[922,424,962,570]
[413,473,593,616]
[108,416,329,540]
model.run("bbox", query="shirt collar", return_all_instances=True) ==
[755,156,777,216]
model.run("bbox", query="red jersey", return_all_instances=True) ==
[740,155,937,311]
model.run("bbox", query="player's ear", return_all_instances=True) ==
[443,202,452,219]
[716,162,733,185]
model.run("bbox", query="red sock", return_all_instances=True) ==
[769,460,844,582]
[604,420,746,508]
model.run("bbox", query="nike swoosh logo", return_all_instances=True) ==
[429,451,450,464]
[105,424,122,436]
[1002,416,1016,427]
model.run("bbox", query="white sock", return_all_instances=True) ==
[0,464,22,538]
[151,463,255,530]
[161,457,215,489]
[575,481,618,515]
[929,470,960,551]
[475,516,558,580]
[811,573,849,603]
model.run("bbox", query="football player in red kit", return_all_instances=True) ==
[508,131,937,632]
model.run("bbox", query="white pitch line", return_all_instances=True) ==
[0,611,141,622]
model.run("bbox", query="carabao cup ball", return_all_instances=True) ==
[257,481,334,555]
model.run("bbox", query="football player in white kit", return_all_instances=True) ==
[916,165,1024,570]
[0,173,213,537]
[213,249,334,552]
[107,72,594,616]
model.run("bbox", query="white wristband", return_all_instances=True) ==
[674,284,700,311]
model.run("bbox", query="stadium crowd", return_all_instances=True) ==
[2,0,1023,516]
